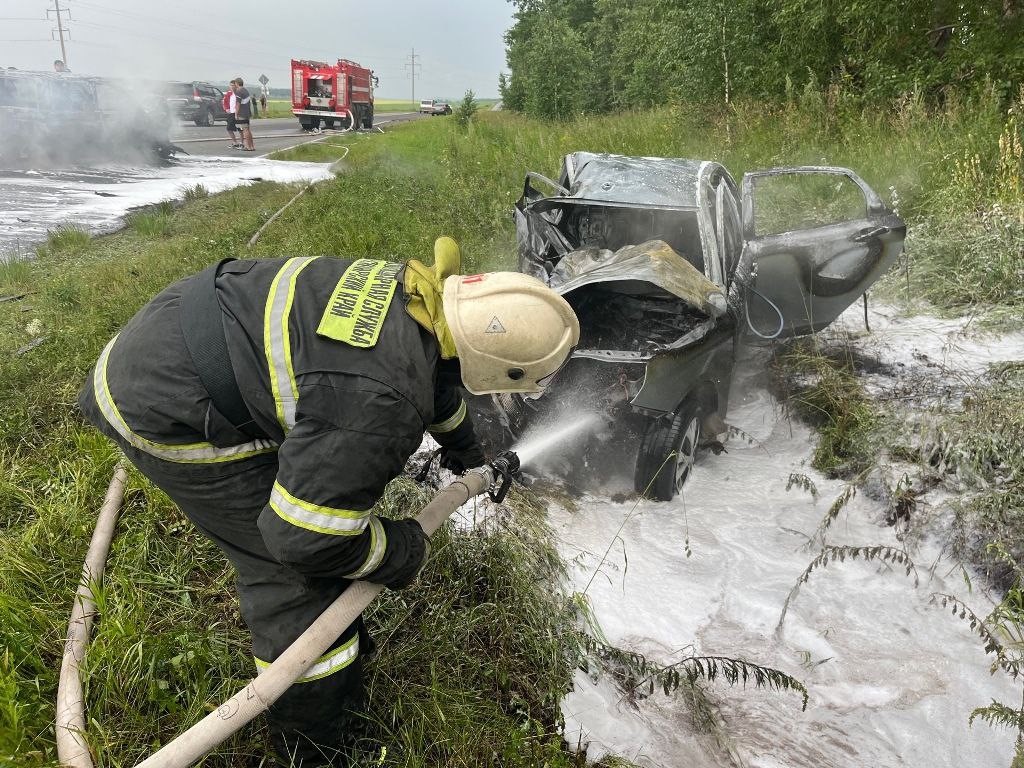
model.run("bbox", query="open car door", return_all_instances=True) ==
[739,166,905,340]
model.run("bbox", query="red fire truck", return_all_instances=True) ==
[290,58,376,131]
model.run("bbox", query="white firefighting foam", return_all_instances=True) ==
[0,156,333,260]
[549,305,1024,767]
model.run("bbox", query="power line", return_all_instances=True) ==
[45,0,70,67]
[404,47,420,106]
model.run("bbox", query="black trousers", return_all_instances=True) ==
[113,443,369,766]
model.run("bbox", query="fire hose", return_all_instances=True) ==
[56,453,521,768]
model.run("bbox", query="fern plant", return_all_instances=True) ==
[935,575,1024,766]
[777,544,918,634]
[581,634,809,711]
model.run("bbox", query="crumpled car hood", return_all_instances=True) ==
[548,239,727,319]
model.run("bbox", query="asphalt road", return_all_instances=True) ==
[169,112,424,157]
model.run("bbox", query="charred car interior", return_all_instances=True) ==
[473,152,906,500]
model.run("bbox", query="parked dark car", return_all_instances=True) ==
[164,81,228,126]
[482,152,906,500]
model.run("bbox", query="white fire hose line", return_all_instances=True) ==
[56,463,129,768]
[255,116,396,158]
[56,463,492,768]
[247,146,349,249]
[256,130,337,159]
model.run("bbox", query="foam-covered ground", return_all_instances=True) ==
[545,305,1023,767]
[0,156,332,259]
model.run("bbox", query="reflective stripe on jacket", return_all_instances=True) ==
[79,256,475,585]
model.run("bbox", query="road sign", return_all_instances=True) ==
[258,74,269,85]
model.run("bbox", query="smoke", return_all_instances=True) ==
[0,70,175,170]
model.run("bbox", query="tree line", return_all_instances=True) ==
[500,0,1023,118]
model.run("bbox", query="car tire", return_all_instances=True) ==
[362,109,373,129]
[634,399,702,501]
[193,118,203,126]
[206,107,216,126]
[324,118,336,129]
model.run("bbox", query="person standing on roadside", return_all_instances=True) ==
[233,77,255,151]
[224,80,241,149]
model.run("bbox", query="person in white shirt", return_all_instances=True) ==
[224,80,241,149]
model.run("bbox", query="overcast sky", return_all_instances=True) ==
[1,0,513,98]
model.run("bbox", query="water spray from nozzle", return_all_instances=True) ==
[511,412,603,468]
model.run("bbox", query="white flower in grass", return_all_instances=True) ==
[25,318,43,337]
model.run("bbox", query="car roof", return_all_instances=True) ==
[558,152,710,210]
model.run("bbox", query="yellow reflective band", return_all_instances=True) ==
[255,634,359,683]
[428,399,467,434]
[270,481,370,536]
[316,259,401,348]
[264,256,320,432]
[344,515,387,579]
[92,335,277,463]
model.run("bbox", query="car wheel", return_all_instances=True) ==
[193,118,203,126]
[634,399,702,501]
[324,118,336,129]
[206,107,216,126]
[362,109,373,129]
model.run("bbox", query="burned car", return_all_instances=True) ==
[486,152,905,500]
[0,70,174,166]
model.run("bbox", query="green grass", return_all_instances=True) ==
[771,339,879,479]
[933,363,1024,588]
[127,202,176,238]
[42,226,91,254]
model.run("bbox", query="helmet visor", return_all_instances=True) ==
[535,347,576,390]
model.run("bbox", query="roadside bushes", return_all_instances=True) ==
[904,95,1024,310]
[455,90,480,128]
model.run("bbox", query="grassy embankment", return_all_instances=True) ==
[1,91,1021,764]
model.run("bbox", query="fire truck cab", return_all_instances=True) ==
[291,58,375,131]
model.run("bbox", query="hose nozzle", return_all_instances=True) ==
[487,450,521,503]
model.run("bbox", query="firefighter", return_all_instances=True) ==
[77,237,579,766]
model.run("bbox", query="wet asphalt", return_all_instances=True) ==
[169,112,424,157]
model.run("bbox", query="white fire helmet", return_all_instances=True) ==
[442,272,580,395]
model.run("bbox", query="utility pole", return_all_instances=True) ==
[47,0,70,68]
[404,47,420,106]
